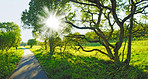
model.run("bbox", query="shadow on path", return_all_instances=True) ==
[9,48,48,79]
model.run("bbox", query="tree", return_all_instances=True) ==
[27,39,37,48]
[65,0,148,65]
[21,0,70,55]
[21,0,68,28]
[20,42,27,47]
[0,22,21,68]
[0,22,21,52]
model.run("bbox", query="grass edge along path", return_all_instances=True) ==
[9,48,48,79]
[0,47,24,79]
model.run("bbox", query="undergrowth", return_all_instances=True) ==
[31,49,147,79]
[0,47,24,79]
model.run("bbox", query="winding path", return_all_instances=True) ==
[9,48,48,79]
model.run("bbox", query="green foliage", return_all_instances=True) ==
[0,47,24,79]
[27,39,37,48]
[21,0,68,29]
[85,31,98,41]
[21,0,72,53]
[0,22,21,51]
[39,42,45,48]
[65,0,148,65]
[30,39,148,79]
[23,0,148,65]
[20,42,27,46]
[132,23,148,38]
[82,43,102,46]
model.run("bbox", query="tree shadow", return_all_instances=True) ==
[35,48,43,52]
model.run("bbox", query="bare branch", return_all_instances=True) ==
[135,5,148,14]
[122,14,132,23]
[97,9,103,25]
[88,0,112,10]
[65,21,95,30]
[110,0,122,26]
[67,35,106,45]
[103,11,115,41]
[122,1,148,23]
[136,0,148,5]
[77,42,109,56]
[69,0,97,7]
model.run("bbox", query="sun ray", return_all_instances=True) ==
[37,6,65,37]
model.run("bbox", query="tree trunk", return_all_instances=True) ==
[125,3,135,65]
[30,45,32,48]
[49,36,54,55]
[114,49,120,62]
[125,17,133,65]
[6,51,9,71]
[44,39,47,50]
[45,44,47,50]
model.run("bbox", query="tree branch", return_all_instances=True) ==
[77,42,109,56]
[88,0,112,10]
[136,0,148,5]
[135,5,148,14]
[66,35,106,45]
[110,0,122,26]
[122,14,132,23]
[69,0,97,7]
[103,11,115,40]
[65,21,95,30]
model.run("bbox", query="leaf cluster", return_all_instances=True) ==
[0,22,21,51]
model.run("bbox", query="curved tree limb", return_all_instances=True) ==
[77,42,109,56]
[65,21,95,30]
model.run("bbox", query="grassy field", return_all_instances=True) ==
[0,47,24,79]
[30,40,148,79]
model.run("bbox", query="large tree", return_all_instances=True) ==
[65,0,148,65]
[21,0,69,54]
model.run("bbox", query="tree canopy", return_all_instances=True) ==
[0,22,21,51]
[21,0,71,54]
[27,39,37,48]
[65,0,148,65]
[21,0,148,65]
[21,0,68,30]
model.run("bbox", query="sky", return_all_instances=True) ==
[0,0,89,43]
[0,0,33,42]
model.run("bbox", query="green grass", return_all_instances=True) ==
[30,40,148,79]
[0,47,24,79]
[130,40,148,72]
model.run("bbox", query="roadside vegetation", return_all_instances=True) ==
[0,22,22,79]
[30,39,148,79]
[0,47,24,79]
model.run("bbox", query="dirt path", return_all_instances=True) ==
[9,48,48,79]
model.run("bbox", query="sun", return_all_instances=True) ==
[37,6,65,36]
[45,14,60,31]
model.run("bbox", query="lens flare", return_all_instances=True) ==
[37,6,65,37]
[45,13,60,31]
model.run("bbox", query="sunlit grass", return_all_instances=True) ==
[0,47,24,79]
[30,39,148,78]
[130,40,148,72]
